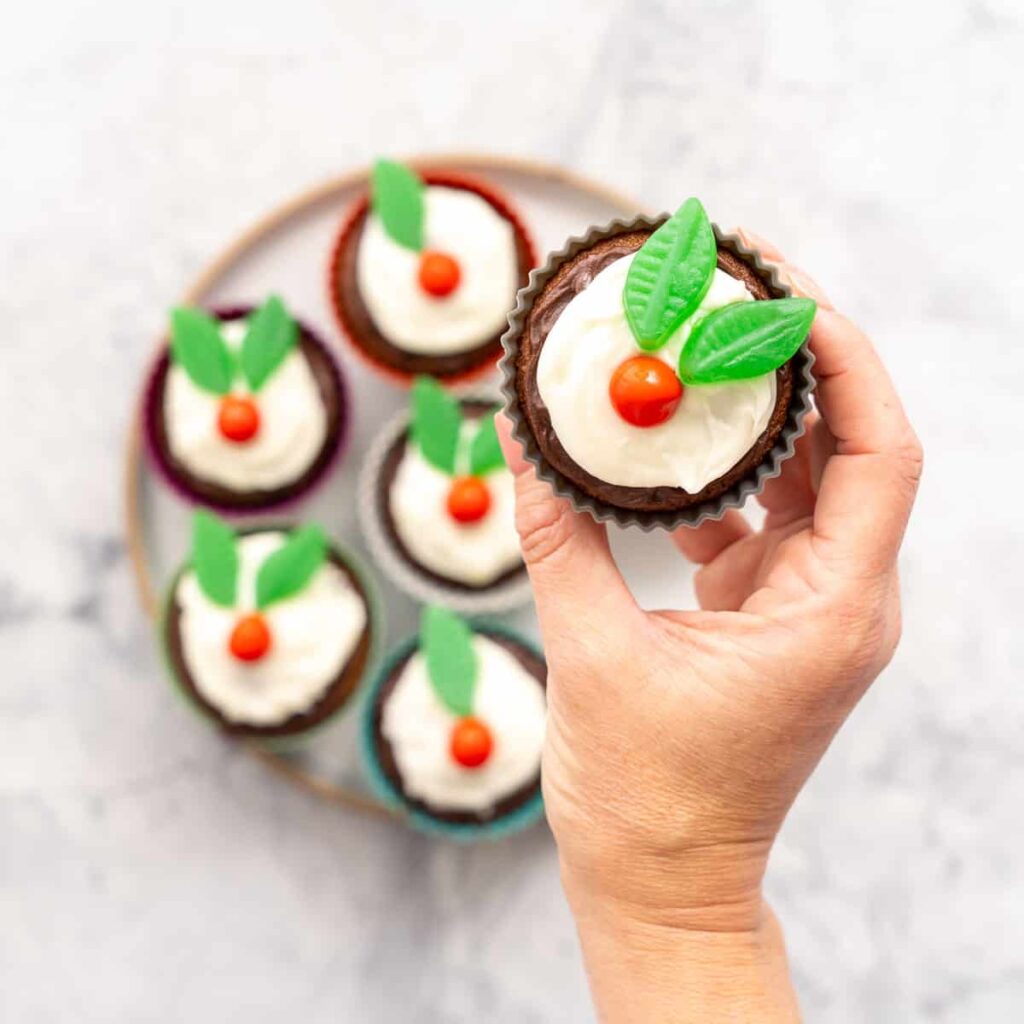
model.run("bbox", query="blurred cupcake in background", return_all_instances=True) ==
[144,296,348,512]
[329,159,535,382]
[360,376,531,614]
[161,511,377,744]
[362,606,546,839]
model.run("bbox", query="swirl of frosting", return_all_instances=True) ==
[535,257,777,492]
[163,319,328,491]
[381,635,546,814]
[175,532,366,726]
[356,186,519,355]
[388,419,522,587]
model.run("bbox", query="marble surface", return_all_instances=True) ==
[3,1,1022,1020]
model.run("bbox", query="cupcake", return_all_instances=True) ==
[360,376,530,613]
[502,198,816,528]
[144,296,347,512]
[161,511,376,742]
[362,606,547,839]
[328,159,535,382]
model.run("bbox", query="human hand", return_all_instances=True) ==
[498,231,923,1020]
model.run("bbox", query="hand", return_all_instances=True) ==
[498,232,923,1021]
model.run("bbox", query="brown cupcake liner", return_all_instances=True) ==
[358,398,534,614]
[499,215,816,531]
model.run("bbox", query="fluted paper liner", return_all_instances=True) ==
[359,622,546,841]
[499,216,816,530]
[359,399,534,615]
[159,528,384,751]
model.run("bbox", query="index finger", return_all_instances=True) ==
[810,310,923,578]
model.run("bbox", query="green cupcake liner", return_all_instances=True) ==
[359,620,547,841]
[158,529,385,753]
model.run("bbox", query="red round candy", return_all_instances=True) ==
[218,395,261,443]
[450,716,493,769]
[446,476,491,524]
[228,613,272,662]
[608,356,683,428]
[418,250,461,298]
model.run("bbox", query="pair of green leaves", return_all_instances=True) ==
[422,605,477,718]
[372,159,425,252]
[410,376,504,478]
[623,198,815,384]
[170,295,297,396]
[191,510,327,611]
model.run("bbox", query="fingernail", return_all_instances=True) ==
[786,266,834,310]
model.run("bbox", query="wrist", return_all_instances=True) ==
[567,893,800,1023]
[558,833,773,934]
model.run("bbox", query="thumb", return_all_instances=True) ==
[496,413,636,637]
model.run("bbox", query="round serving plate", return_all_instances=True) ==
[126,153,685,820]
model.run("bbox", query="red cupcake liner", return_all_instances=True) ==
[326,171,537,388]
[142,305,351,517]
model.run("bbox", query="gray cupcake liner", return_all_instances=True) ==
[498,215,816,531]
[358,399,534,615]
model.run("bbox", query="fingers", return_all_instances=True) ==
[734,226,835,311]
[756,412,819,528]
[496,414,637,637]
[672,511,750,564]
[809,310,924,577]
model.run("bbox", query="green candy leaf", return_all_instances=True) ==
[240,294,297,391]
[170,307,234,395]
[372,159,424,251]
[255,525,328,610]
[678,297,816,385]
[191,510,238,607]
[623,198,717,351]
[468,410,505,476]
[410,376,462,475]
[422,605,477,718]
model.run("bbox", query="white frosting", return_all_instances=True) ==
[176,532,367,726]
[164,319,329,492]
[356,186,520,355]
[535,257,778,492]
[388,420,522,587]
[381,635,546,815]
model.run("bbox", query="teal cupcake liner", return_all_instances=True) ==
[159,527,385,752]
[359,621,546,841]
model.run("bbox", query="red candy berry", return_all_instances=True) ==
[218,395,261,443]
[418,250,461,298]
[608,355,683,428]
[229,613,272,662]
[446,476,491,524]
[450,716,493,769]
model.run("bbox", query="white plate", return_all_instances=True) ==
[126,154,689,817]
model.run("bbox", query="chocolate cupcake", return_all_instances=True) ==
[328,159,535,383]
[161,512,377,743]
[360,376,530,613]
[362,606,546,840]
[502,199,816,529]
[144,296,347,512]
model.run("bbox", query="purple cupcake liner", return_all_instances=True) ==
[142,304,351,517]
[499,216,816,531]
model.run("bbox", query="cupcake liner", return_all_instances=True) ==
[158,528,385,752]
[359,621,546,842]
[142,305,351,517]
[499,216,816,531]
[358,398,534,615]
[326,170,538,387]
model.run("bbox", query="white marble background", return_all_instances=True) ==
[3,1,1022,1020]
